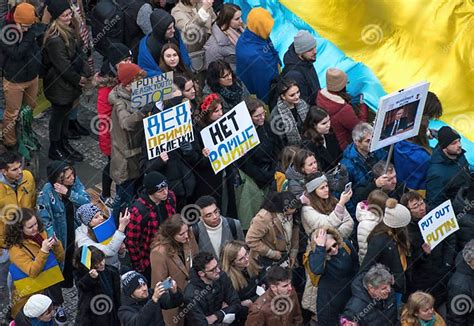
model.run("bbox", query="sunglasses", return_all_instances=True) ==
[326,242,338,253]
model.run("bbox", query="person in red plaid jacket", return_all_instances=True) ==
[125,172,176,283]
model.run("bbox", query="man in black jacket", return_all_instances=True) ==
[183,252,241,325]
[118,270,183,325]
[282,30,320,105]
[452,179,474,251]
[401,191,456,307]
[341,264,398,326]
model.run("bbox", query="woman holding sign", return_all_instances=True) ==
[75,203,130,270]
[5,208,65,319]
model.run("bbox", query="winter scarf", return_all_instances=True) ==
[276,97,309,145]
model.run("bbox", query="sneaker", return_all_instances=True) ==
[54,306,68,324]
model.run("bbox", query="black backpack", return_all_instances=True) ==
[191,218,238,243]
[90,0,125,56]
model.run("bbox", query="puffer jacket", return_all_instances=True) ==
[0,170,36,248]
[97,75,118,156]
[316,88,368,151]
[284,165,305,197]
[301,203,353,238]
[355,202,382,263]
[109,84,146,185]
[204,23,241,70]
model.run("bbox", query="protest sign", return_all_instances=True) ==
[131,72,173,109]
[143,101,194,160]
[201,101,260,174]
[370,81,429,152]
[418,200,459,250]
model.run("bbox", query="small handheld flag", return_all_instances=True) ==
[93,216,116,245]
[81,246,92,270]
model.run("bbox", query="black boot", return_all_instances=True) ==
[61,140,84,162]
[48,141,70,161]
[70,119,90,136]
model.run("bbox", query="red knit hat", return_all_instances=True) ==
[118,63,146,86]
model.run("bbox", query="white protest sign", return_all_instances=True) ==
[200,101,260,174]
[143,101,194,160]
[418,200,459,250]
[370,81,429,152]
[131,72,174,109]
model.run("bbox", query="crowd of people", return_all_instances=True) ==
[0,0,473,325]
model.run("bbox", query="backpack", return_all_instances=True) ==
[90,0,126,56]
[303,242,352,287]
[191,217,238,243]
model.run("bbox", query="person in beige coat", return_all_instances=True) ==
[150,215,199,326]
[301,172,354,239]
[355,189,388,263]
[245,192,300,273]
[171,0,216,71]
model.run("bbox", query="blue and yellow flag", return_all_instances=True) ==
[93,216,116,245]
[81,246,92,269]
[9,253,64,297]
[230,0,474,163]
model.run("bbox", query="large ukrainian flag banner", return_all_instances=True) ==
[230,0,474,163]
[9,253,64,297]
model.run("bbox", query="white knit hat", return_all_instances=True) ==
[23,294,52,318]
[383,198,411,228]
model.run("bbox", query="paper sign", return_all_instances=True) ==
[143,101,194,160]
[370,81,429,152]
[200,101,260,174]
[418,200,459,249]
[131,72,174,109]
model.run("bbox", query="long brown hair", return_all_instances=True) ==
[151,214,187,255]
[5,208,44,248]
[368,220,410,255]
[220,240,259,290]
[215,4,241,31]
[158,43,190,75]
[302,106,329,146]
[306,173,338,215]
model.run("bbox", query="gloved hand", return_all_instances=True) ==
[140,102,155,115]
[180,141,193,152]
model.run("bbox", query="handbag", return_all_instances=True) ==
[189,50,206,73]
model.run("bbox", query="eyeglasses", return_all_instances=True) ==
[409,200,425,210]
[219,72,232,79]
[205,264,220,273]
[252,112,265,119]
[235,251,250,263]
[204,208,220,219]
[326,242,338,253]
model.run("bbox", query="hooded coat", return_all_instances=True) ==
[283,165,305,198]
[204,23,241,70]
[355,202,382,263]
[393,140,431,191]
[282,43,320,105]
[236,28,280,103]
[137,9,191,77]
[183,268,241,325]
[341,273,398,326]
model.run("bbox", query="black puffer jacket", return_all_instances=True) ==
[43,31,86,105]
[237,122,279,189]
[0,23,46,83]
[446,252,474,326]
[342,273,398,326]
[118,288,183,326]
[453,186,474,251]
[282,43,320,105]
[183,268,241,325]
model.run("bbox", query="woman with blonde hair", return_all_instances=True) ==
[401,291,446,326]
[150,214,198,326]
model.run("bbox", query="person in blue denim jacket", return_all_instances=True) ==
[37,160,91,287]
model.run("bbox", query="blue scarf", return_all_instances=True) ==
[419,316,436,326]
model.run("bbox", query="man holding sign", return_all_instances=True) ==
[401,192,456,306]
